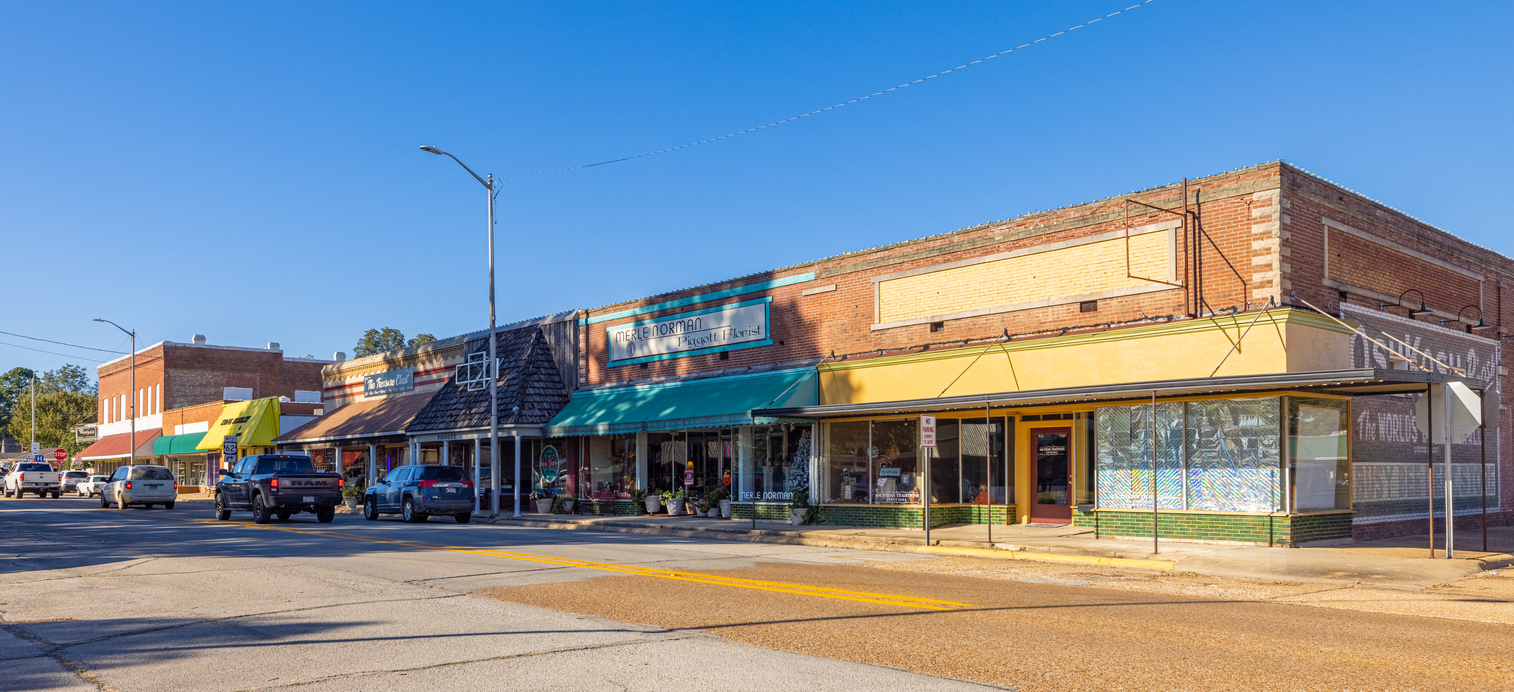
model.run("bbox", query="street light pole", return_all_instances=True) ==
[93,319,136,469]
[420,146,503,518]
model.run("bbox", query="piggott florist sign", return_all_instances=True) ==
[607,297,772,366]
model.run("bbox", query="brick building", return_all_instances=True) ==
[79,335,330,478]
[541,161,1506,546]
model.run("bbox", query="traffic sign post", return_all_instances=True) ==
[223,435,239,477]
[920,415,937,547]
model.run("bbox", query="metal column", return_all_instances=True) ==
[368,443,377,486]
[473,437,482,514]
[512,431,522,517]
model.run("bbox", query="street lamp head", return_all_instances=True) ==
[419,145,446,155]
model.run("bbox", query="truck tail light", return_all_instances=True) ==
[338,478,344,489]
[462,481,473,489]
[16,473,22,482]
[270,478,279,490]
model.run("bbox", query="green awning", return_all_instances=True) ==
[153,432,208,456]
[546,368,818,436]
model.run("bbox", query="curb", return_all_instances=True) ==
[479,515,1178,570]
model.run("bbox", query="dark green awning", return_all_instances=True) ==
[153,432,207,455]
[546,368,817,436]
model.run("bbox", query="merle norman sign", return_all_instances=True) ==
[364,367,415,397]
[608,298,772,365]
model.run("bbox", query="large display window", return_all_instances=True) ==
[1289,397,1350,511]
[528,438,570,496]
[1095,397,1296,513]
[584,434,636,500]
[741,424,811,503]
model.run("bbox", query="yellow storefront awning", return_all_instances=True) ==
[196,397,282,450]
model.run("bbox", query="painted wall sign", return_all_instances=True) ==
[607,297,772,366]
[364,367,415,397]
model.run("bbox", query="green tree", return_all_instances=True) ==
[8,390,97,455]
[407,333,437,348]
[39,364,95,395]
[353,328,406,357]
[0,367,36,432]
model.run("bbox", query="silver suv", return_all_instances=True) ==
[101,465,178,509]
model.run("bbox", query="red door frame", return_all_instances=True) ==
[1028,426,1073,524]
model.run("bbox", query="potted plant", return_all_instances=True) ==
[667,488,686,515]
[707,486,731,518]
[341,486,362,509]
[551,495,575,514]
[530,491,553,514]
[788,489,811,526]
[635,489,659,515]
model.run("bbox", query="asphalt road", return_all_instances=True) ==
[2,496,1509,692]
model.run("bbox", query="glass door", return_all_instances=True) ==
[1030,427,1072,523]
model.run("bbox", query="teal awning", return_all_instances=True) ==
[546,368,818,436]
[153,432,207,456]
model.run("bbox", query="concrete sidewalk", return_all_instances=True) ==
[477,511,1514,588]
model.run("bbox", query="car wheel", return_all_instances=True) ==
[77,489,84,497]
[51,491,59,499]
[363,498,378,521]
[215,494,231,521]
[454,512,471,524]
[165,501,175,510]
[402,498,422,523]
[316,506,335,523]
[115,492,128,509]
[100,492,109,508]
[251,494,271,524]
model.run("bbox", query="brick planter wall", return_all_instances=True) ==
[1089,510,1296,545]
[812,504,1016,529]
[574,499,640,516]
[730,503,792,521]
[1289,512,1355,544]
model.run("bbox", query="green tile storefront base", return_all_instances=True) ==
[1084,510,1351,546]
[813,504,1016,529]
[730,503,791,521]
[575,499,640,516]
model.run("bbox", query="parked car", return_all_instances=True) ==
[215,454,342,524]
[4,462,60,498]
[364,465,474,523]
[101,465,178,509]
[60,470,90,494]
[76,475,110,497]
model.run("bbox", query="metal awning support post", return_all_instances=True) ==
[1444,385,1455,559]
[986,401,992,545]
[1427,385,1435,558]
[473,438,481,515]
[1480,388,1488,553]
[1151,391,1159,555]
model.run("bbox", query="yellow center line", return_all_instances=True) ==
[116,509,972,610]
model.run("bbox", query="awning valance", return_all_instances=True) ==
[78,431,162,461]
[546,368,818,437]
[196,397,282,450]
[153,432,207,456]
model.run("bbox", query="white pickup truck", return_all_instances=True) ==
[4,462,61,498]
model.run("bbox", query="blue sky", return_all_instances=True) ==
[4,1,1511,377]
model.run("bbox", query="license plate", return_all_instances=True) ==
[146,483,162,488]
[302,496,315,503]
[445,488,457,493]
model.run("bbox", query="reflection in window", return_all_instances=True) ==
[586,434,635,500]
[1096,403,1184,510]
[743,425,811,502]
[1187,398,1280,512]
[1290,398,1350,511]
[529,439,569,495]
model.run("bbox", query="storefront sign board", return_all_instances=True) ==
[364,368,414,397]
[607,297,772,365]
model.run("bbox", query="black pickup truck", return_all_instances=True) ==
[214,454,343,524]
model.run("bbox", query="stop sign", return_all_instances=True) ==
[52,449,67,462]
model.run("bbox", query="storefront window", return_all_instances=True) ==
[822,419,920,505]
[1289,397,1350,511]
[586,434,635,500]
[1187,398,1281,512]
[646,432,683,496]
[1076,414,1095,505]
[743,424,811,502]
[958,418,1007,504]
[685,431,735,498]
[1095,402,1184,510]
[529,439,569,496]
[1096,398,1284,512]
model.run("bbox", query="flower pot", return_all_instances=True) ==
[719,499,731,518]
[563,500,575,514]
[534,499,553,514]
[645,497,662,514]
[668,498,685,515]
[344,497,358,509]
[790,508,807,526]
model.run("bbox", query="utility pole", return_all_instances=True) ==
[93,319,137,468]
[30,374,36,449]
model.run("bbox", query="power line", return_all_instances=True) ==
[0,330,126,354]
[504,0,1158,179]
[0,340,107,363]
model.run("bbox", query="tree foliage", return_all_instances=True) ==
[353,328,406,357]
[8,391,97,455]
[0,367,36,432]
[354,328,438,356]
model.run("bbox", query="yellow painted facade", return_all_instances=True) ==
[876,229,1172,324]
[819,309,1354,405]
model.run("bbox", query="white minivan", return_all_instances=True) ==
[101,465,178,509]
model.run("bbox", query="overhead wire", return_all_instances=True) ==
[502,0,1159,178]
[0,329,126,354]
